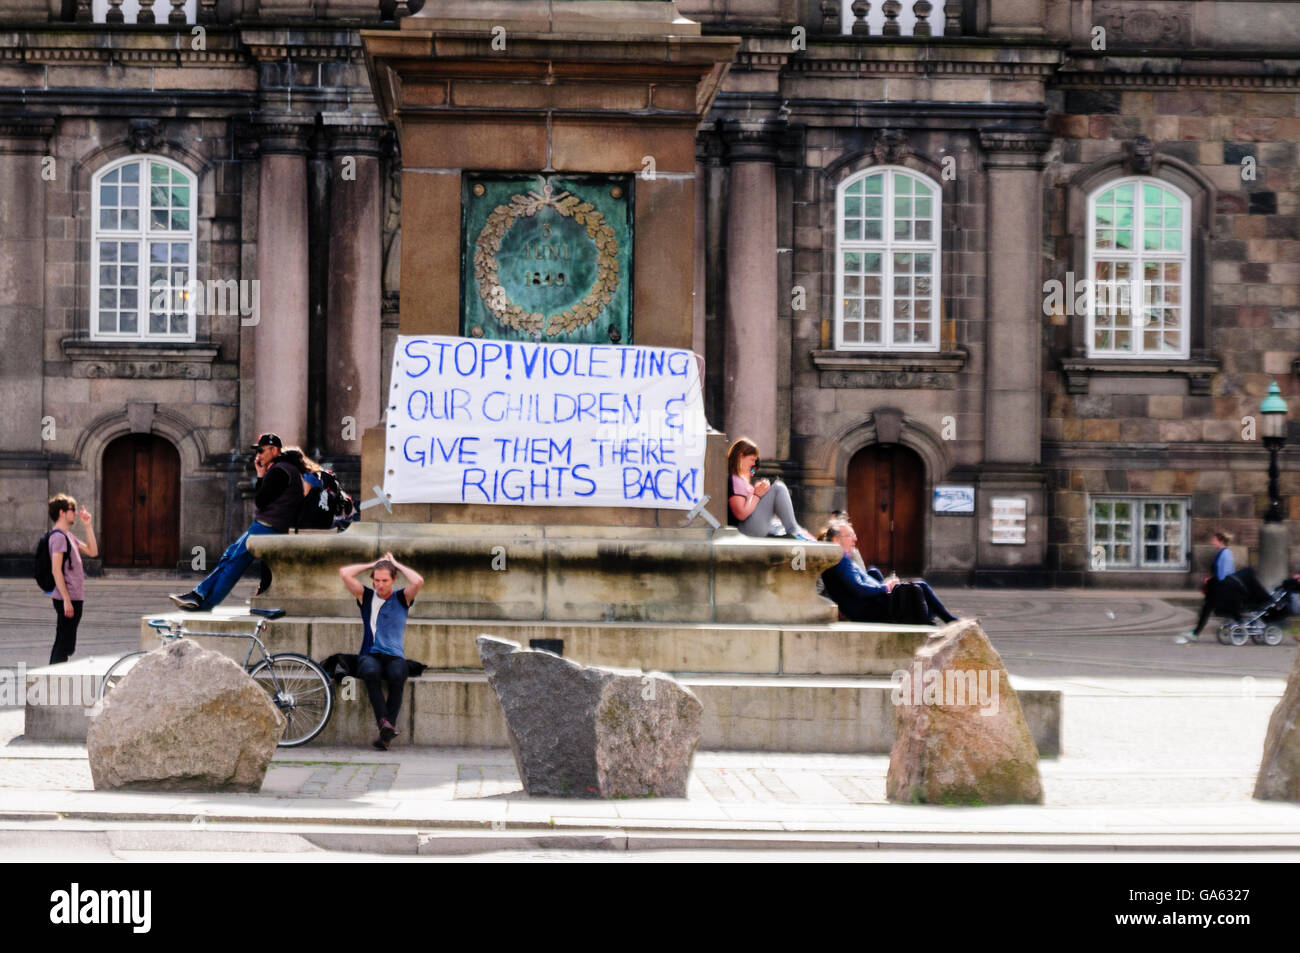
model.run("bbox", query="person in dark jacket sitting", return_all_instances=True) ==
[818,518,958,625]
[339,552,425,750]
[169,433,305,611]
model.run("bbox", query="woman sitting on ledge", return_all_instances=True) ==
[727,437,813,541]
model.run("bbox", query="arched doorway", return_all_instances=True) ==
[847,443,925,576]
[101,433,181,568]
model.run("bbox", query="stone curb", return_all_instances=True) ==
[4,822,1300,856]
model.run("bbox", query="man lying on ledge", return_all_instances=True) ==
[818,517,958,626]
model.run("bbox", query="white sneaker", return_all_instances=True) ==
[1173,632,1198,644]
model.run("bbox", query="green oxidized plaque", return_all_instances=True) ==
[461,173,634,344]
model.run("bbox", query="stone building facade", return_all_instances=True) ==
[0,8,399,571]
[687,0,1300,586]
[0,0,1298,588]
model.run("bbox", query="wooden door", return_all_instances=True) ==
[847,444,925,576]
[101,434,180,568]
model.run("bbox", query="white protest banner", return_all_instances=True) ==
[383,335,707,509]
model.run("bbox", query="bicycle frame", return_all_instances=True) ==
[146,617,283,693]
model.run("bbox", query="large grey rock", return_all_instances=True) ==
[887,620,1043,805]
[476,636,702,798]
[1255,644,1300,802]
[87,639,285,793]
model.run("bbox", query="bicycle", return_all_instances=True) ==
[97,607,334,748]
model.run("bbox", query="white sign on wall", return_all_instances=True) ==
[934,485,975,514]
[990,496,1027,545]
[383,335,707,509]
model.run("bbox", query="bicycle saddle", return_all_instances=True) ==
[250,608,286,619]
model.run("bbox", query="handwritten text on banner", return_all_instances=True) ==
[383,335,708,508]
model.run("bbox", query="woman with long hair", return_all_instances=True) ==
[726,437,813,541]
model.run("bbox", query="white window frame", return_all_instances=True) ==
[834,166,942,352]
[90,155,197,343]
[1085,176,1191,359]
[1088,495,1190,571]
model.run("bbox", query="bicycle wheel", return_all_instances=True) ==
[98,651,147,703]
[248,653,333,747]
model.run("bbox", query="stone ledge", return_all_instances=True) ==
[60,338,220,379]
[1059,355,1221,395]
[246,525,845,624]
[811,348,967,389]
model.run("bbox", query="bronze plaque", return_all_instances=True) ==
[461,173,634,344]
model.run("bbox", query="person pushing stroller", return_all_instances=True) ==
[1176,531,1240,644]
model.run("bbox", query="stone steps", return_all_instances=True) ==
[326,672,1061,756]
[23,657,1061,757]
[135,611,938,677]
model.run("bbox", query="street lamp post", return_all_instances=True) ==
[1258,381,1288,587]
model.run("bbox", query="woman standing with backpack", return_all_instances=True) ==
[38,494,98,664]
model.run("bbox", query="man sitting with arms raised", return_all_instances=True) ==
[819,517,958,626]
[338,552,425,750]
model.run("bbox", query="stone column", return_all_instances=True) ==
[693,153,707,361]
[980,129,1050,464]
[976,128,1051,582]
[721,120,783,455]
[324,126,384,457]
[0,119,54,561]
[254,123,311,447]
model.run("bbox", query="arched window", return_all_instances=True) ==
[1087,177,1190,358]
[835,167,941,351]
[91,156,196,342]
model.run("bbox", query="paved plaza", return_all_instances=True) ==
[1,576,1297,857]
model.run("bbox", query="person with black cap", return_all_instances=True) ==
[169,433,305,611]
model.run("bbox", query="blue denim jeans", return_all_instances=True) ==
[193,521,280,611]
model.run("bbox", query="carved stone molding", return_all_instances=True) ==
[979,128,1053,155]
[126,401,157,434]
[1059,356,1221,396]
[1057,70,1300,91]
[0,118,55,151]
[718,118,787,164]
[786,56,1060,80]
[61,340,219,380]
[1125,135,1156,175]
[255,122,312,156]
[980,127,1052,170]
[127,118,163,154]
[811,349,967,389]
[326,123,388,157]
[872,128,910,165]
[1093,2,1191,48]
[243,38,364,63]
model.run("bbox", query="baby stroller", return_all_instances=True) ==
[1213,568,1300,646]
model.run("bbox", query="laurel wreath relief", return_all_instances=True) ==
[473,186,620,336]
